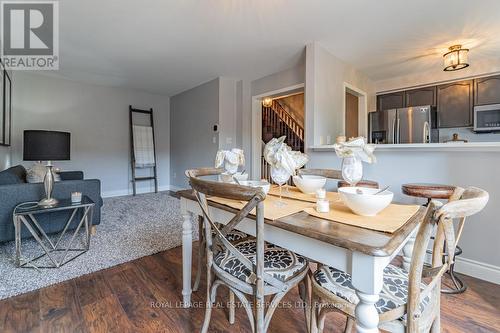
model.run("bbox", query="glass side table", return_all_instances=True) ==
[13,196,95,269]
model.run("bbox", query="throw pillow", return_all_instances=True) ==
[26,163,61,183]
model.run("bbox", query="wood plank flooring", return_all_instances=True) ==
[1,243,499,333]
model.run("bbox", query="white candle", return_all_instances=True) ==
[316,200,330,213]
[71,191,82,203]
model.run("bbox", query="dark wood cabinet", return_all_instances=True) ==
[404,87,436,107]
[474,75,500,105]
[436,80,473,128]
[377,92,405,111]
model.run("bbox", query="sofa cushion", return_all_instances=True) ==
[26,162,61,183]
[0,165,27,185]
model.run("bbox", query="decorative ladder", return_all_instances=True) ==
[129,105,158,195]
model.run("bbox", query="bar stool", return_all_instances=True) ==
[338,179,379,189]
[401,182,466,294]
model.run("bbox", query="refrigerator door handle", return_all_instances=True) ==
[396,117,401,143]
[423,121,430,143]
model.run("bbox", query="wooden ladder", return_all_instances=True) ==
[129,105,158,195]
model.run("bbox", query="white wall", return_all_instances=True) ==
[11,72,170,197]
[305,42,375,146]
[0,146,10,170]
[170,78,219,188]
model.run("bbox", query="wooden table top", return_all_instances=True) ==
[402,183,455,199]
[177,190,426,257]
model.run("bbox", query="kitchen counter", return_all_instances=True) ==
[309,142,500,152]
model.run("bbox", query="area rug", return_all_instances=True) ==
[0,192,197,300]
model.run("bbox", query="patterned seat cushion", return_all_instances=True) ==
[214,239,307,285]
[313,264,429,314]
[212,223,248,242]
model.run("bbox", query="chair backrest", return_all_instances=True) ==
[185,168,287,291]
[406,186,489,331]
[298,168,342,179]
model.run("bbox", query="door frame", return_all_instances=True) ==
[251,83,305,179]
[343,82,368,138]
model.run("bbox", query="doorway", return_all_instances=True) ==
[345,91,359,138]
[251,84,305,180]
[343,83,368,140]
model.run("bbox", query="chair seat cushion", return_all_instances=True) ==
[313,264,429,314]
[214,239,307,285]
[212,223,248,242]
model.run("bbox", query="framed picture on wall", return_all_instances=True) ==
[3,68,11,146]
[0,60,4,146]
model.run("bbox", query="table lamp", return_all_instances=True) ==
[23,130,71,207]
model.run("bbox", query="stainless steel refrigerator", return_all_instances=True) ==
[369,106,438,144]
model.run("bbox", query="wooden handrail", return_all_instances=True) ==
[271,100,304,140]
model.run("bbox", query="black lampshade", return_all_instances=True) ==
[23,130,71,161]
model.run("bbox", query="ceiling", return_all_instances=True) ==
[49,0,500,95]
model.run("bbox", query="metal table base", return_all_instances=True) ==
[13,198,94,269]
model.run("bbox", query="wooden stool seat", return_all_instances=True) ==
[338,179,379,189]
[402,183,455,200]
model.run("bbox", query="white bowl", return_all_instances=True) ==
[220,172,248,183]
[338,187,393,216]
[233,173,249,182]
[292,175,327,194]
[239,180,271,195]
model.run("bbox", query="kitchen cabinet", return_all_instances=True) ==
[474,75,500,105]
[437,80,473,128]
[404,86,436,107]
[377,92,405,111]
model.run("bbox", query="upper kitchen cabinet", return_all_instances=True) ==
[377,91,405,110]
[437,80,473,128]
[474,75,500,105]
[404,86,436,107]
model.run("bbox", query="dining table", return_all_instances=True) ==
[177,187,425,333]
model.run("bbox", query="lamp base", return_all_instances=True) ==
[38,197,59,208]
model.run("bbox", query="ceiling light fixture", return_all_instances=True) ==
[262,98,273,107]
[443,45,469,71]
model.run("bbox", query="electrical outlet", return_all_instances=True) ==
[226,137,232,144]
[213,136,217,144]
[173,172,177,179]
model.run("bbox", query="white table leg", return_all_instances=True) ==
[182,207,193,308]
[402,229,417,271]
[351,253,386,333]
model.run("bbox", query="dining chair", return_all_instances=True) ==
[186,168,310,333]
[310,186,489,333]
[191,168,250,292]
[298,168,379,189]
[298,168,343,179]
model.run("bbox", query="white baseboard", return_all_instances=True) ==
[454,257,500,285]
[102,185,173,198]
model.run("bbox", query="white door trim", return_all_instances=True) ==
[251,83,305,179]
[343,82,368,138]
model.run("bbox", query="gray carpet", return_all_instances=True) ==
[0,192,197,300]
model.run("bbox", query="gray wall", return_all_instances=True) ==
[11,72,170,197]
[0,146,10,170]
[170,78,219,188]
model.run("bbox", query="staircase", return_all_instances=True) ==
[262,100,304,151]
[261,100,304,181]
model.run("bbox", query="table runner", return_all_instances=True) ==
[304,201,420,233]
[208,195,314,221]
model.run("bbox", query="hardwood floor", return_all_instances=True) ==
[1,243,499,333]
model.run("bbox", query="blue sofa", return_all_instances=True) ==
[0,165,103,243]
